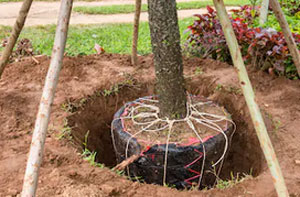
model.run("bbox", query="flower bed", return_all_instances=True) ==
[185,5,300,79]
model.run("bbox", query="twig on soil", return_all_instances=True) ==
[113,154,140,171]
[31,56,40,64]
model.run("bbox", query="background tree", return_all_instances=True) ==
[147,0,187,119]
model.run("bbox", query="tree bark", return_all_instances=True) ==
[131,0,142,66]
[269,0,300,77]
[0,0,33,79]
[147,0,187,119]
[259,0,269,25]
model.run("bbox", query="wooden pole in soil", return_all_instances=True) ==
[269,0,300,77]
[21,0,73,196]
[131,0,142,66]
[259,0,269,24]
[212,0,289,196]
[0,0,34,79]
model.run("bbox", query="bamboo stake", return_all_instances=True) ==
[21,0,73,196]
[0,0,34,79]
[131,0,142,66]
[212,0,289,196]
[269,0,300,77]
[259,0,269,24]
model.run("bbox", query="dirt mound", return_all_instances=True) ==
[0,54,300,196]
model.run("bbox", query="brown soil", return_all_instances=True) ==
[0,54,300,196]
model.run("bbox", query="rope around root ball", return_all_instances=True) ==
[111,94,236,189]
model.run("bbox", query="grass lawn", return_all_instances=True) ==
[73,0,248,15]
[0,17,195,56]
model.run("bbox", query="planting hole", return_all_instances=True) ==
[66,82,264,189]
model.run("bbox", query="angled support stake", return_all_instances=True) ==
[21,0,73,196]
[212,0,289,196]
[0,0,34,79]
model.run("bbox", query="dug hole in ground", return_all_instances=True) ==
[0,54,299,196]
[111,93,235,189]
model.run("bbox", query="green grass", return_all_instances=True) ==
[82,131,104,168]
[215,172,253,189]
[259,8,300,34]
[0,17,195,56]
[73,0,248,15]
[0,25,11,40]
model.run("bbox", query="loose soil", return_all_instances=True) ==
[0,53,300,196]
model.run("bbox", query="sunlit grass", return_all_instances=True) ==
[0,17,194,56]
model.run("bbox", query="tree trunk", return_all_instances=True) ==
[259,0,269,25]
[147,0,187,119]
[131,0,142,66]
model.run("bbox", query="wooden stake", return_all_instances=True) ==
[21,0,73,196]
[212,0,289,196]
[269,0,300,77]
[131,0,142,66]
[0,0,34,79]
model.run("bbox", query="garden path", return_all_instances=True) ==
[0,0,237,26]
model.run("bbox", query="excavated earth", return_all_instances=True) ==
[0,54,300,196]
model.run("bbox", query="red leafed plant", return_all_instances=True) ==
[231,5,260,25]
[186,6,230,63]
[185,6,300,79]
